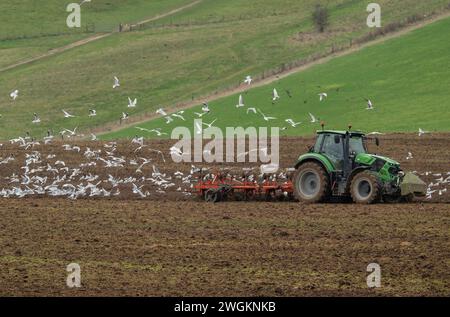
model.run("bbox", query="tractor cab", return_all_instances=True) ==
[311,130,368,172]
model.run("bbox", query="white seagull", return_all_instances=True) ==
[202,119,217,129]
[89,109,97,117]
[244,76,252,85]
[128,97,137,108]
[10,90,19,100]
[365,99,374,110]
[257,109,276,121]
[113,76,120,89]
[418,128,428,137]
[32,113,41,124]
[318,93,328,101]
[156,108,167,116]
[202,102,210,113]
[309,113,318,123]
[236,95,244,108]
[247,107,257,114]
[285,119,302,127]
[272,88,280,101]
[62,110,75,118]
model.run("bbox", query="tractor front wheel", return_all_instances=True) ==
[350,171,381,204]
[293,162,330,203]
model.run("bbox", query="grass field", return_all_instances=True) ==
[0,0,448,139]
[104,15,450,139]
[0,0,194,68]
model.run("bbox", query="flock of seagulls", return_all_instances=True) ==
[5,71,432,144]
[0,138,197,199]
[6,76,141,133]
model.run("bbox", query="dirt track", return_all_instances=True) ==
[0,134,448,296]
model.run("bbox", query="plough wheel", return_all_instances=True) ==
[245,189,255,201]
[205,189,222,203]
[265,189,276,201]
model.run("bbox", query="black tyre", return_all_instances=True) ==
[293,162,330,203]
[350,171,381,204]
[205,189,221,203]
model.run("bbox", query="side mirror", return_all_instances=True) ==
[375,137,380,146]
[334,135,340,144]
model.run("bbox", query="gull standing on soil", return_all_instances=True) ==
[406,152,413,160]
[244,76,252,85]
[128,97,137,108]
[236,95,244,108]
[90,133,97,141]
[113,76,120,89]
[318,93,327,102]
[10,90,19,100]
[62,110,75,118]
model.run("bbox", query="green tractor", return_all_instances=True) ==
[293,129,427,204]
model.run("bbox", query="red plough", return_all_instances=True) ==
[194,171,294,202]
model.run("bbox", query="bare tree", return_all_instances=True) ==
[312,4,329,33]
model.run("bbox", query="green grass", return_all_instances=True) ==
[0,0,448,139]
[0,0,194,38]
[0,0,195,67]
[103,16,450,139]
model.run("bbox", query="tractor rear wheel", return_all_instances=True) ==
[294,162,330,203]
[350,171,381,204]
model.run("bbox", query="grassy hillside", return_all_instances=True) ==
[103,16,450,139]
[0,0,194,68]
[0,0,448,139]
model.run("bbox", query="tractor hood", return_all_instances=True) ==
[355,153,400,166]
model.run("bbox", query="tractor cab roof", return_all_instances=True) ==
[317,130,365,137]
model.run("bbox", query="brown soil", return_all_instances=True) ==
[0,134,448,296]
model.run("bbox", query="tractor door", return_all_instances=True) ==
[320,134,344,170]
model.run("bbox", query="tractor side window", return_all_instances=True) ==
[349,137,366,154]
[321,134,344,170]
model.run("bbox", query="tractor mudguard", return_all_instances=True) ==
[295,153,335,172]
[400,172,427,197]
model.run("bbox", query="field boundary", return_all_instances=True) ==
[95,10,450,137]
[0,0,203,73]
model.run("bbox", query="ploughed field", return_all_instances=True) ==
[0,134,448,296]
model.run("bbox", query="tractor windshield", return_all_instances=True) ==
[349,136,367,154]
